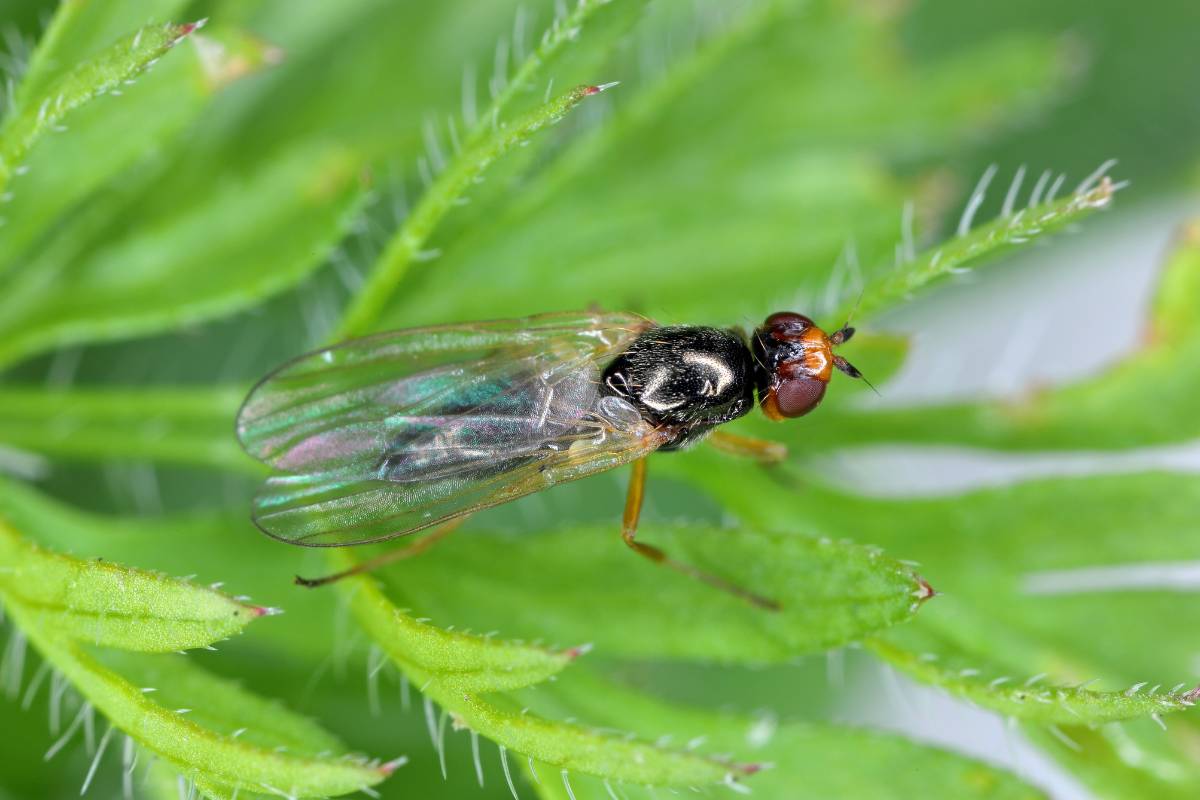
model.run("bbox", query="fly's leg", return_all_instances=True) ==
[295,518,464,588]
[621,458,780,611]
[707,430,788,464]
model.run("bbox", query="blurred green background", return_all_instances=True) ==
[1,1,1198,798]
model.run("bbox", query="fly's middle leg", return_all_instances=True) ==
[620,458,780,611]
[707,430,788,464]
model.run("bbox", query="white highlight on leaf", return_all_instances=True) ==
[822,440,1200,498]
[745,711,777,748]
[1023,561,1200,595]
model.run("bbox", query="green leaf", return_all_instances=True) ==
[337,556,754,790]
[0,23,277,283]
[0,385,249,472]
[331,549,578,694]
[665,451,1200,683]
[0,141,364,367]
[0,477,344,668]
[845,168,1118,322]
[1021,722,1200,800]
[4,611,392,799]
[337,0,638,337]
[380,521,931,662]
[13,1,192,103]
[661,447,1200,784]
[101,651,347,759]
[520,668,1045,800]
[869,627,1200,726]
[0,20,199,193]
[0,518,263,652]
[380,3,1068,328]
[770,215,1200,453]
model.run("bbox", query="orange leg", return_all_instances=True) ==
[707,430,788,465]
[621,459,780,611]
[295,518,464,588]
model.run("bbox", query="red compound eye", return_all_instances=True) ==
[764,375,827,419]
[762,312,816,338]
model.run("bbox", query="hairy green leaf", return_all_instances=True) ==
[337,0,637,338]
[5,611,391,799]
[0,20,198,193]
[845,169,1118,322]
[663,449,1200,744]
[381,521,930,662]
[0,23,278,284]
[0,518,263,652]
[869,628,1199,726]
[1022,722,1200,800]
[13,1,192,103]
[0,141,364,367]
[381,3,1067,328]
[331,550,577,694]
[338,557,754,790]
[762,215,1200,454]
[521,668,1044,800]
[0,385,249,471]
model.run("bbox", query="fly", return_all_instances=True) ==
[235,310,865,610]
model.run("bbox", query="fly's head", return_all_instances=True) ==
[751,311,864,420]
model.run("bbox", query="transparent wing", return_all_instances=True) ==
[236,311,663,546]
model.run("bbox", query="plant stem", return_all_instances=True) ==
[334,84,610,339]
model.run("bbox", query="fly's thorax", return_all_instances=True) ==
[599,325,755,430]
[752,312,833,419]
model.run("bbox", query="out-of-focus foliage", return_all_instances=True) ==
[0,0,1198,798]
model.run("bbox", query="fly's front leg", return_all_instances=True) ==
[621,458,780,611]
[707,430,787,464]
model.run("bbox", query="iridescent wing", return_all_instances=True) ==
[236,311,665,546]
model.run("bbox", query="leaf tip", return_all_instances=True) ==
[175,19,208,40]
[379,755,409,775]
[914,577,937,603]
[583,81,620,96]
[565,642,594,660]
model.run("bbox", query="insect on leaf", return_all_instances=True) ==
[374,521,932,663]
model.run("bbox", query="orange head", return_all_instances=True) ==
[751,312,863,420]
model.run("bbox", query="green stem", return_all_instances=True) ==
[0,21,199,195]
[845,174,1117,323]
[334,0,627,340]
[334,83,610,338]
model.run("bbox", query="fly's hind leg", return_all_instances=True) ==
[295,518,464,588]
[621,458,780,611]
[707,430,788,464]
